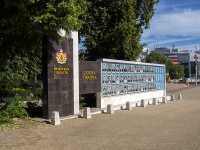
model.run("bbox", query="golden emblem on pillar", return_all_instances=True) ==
[55,49,67,64]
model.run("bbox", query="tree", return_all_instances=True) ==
[80,0,159,61]
[145,51,173,73]
[0,0,89,82]
[0,0,89,101]
[169,64,185,79]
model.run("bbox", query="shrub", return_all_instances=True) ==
[5,105,29,119]
[0,110,14,124]
[0,104,29,124]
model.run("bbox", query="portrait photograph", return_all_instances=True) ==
[137,65,140,72]
[131,65,135,73]
[124,75,127,83]
[112,75,115,84]
[112,86,116,95]
[152,75,155,82]
[102,63,107,72]
[116,64,120,72]
[102,87,107,96]
[127,75,132,83]
[107,75,112,84]
[144,66,147,73]
[132,84,137,93]
[102,75,107,84]
[120,75,124,83]
[149,83,153,91]
[140,66,143,73]
[107,86,112,96]
[115,75,120,84]
[137,84,141,92]
[120,64,124,72]
[124,85,127,94]
[153,83,156,90]
[132,75,137,82]
[123,65,128,72]
[120,86,124,94]
[127,65,131,72]
[111,64,116,72]
[140,84,144,92]
[116,86,120,95]
[107,63,112,72]
[127,85,131,93]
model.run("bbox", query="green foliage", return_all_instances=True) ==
[0,104,29,124]
[145,51,185,79]
[4,105,28,119]
[169,64,185,79]
[0,0,89,88]
[0,110,14,124]
[145,51,173,73]
[79,102,86,110]
[80,0,159,61]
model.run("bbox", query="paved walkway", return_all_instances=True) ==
[1,85,200,150]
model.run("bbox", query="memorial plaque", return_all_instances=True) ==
[42,36,74,119]
[79,60,101,94]
[101,61,165,97]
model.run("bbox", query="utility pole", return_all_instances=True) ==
[194,46,198,86]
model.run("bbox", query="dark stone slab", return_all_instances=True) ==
[42,36,74,119]
[79,60,101,94]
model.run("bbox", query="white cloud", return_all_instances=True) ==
[143,9,200,38]
[141,6,200,50]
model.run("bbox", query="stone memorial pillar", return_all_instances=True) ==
[42,31,79,119]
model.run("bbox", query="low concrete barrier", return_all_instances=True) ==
[178,94,182,100]
[141,99,147,107]
[83,107,91,119]
[51,111,61,125]
[107,104,114,114]
[171,95,175,101]
[153,98,158,105]
[126,102,132,110]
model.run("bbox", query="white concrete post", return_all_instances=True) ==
[107,104,114,114]
[153,98,158,105]
[162,97,167,103]
[126,102,132,110]
[51,111,61,125]
[178,94,182,100]
[171,95,175,101]
[70,31,79,115]
[141,99,146,107]
[83,107,91,119]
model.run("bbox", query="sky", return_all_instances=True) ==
[141,0,200,51]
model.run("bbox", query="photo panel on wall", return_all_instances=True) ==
[107,63,112,72]
[116,64,120,72]
[111,64,116,72]
[102,75,107,84]
[116,75,120,84]
[102,63,106,72]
